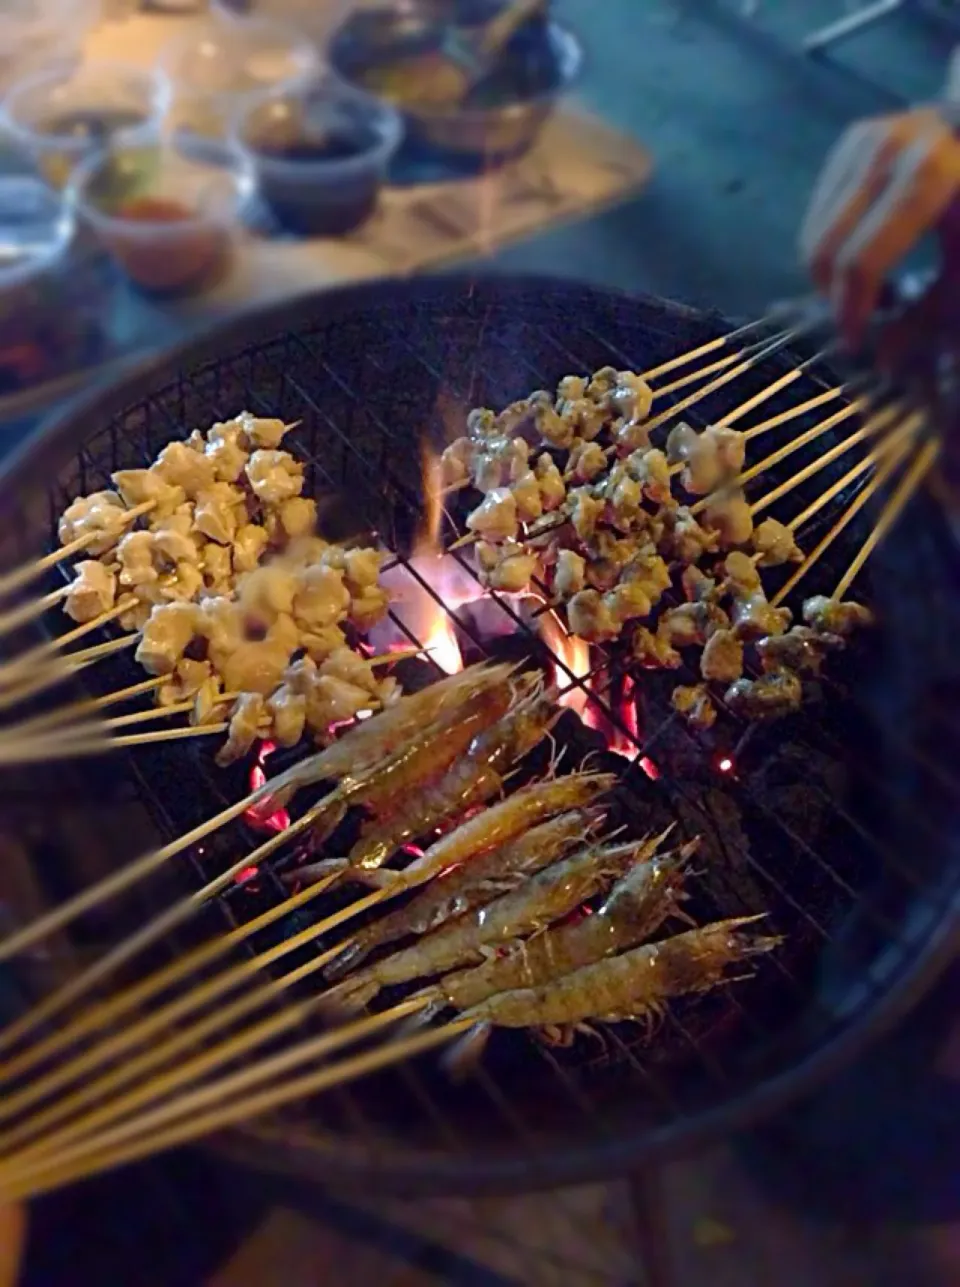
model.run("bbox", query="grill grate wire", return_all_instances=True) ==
[0,278,958,1190]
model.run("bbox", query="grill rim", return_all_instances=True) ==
[4,272,960,1192]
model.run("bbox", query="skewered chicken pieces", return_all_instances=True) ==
[194,483,244,546]
[554,548,586,599]
[567,588,619,642]
[672,684,717,730]
[245,450,304,507]
[135,602,200,675]
[153,442,217,499]
[112,470,186,519]
[233,412,291,451]
[117,531,159,590]
[64,560,117,623]
[701,488,754,547]
[802,596,875,637]
[633,625,682,669]
[534,453,566,511]
[466,488,519,543]
[568,439,607,484]
[157,658,213,708]
[757,626,844,676]
[267,685,307,748]
[753,518,803,567]
[217,693,266,766]
[700,628,744,683]
[570,489,605,543]
[725,669,803,721]
[204,422,249,483]
[729,590,792,642]
[294,564,351,630]
[477,540,538,593]
[58,491,129,556]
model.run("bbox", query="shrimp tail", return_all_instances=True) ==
[318,972,381,1017]
[441,1021,494,1080]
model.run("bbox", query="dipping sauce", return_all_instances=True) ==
[68,145,250,298]
[105,196,228,294]
[234,83,402,237]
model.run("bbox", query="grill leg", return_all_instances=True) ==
[802,0,905,53]
[626,1168,677,1287]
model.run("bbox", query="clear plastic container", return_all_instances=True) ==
[158,15,320,163]
[0,0,100,99]
[1,61,171,189]
[232,79,402,235]
[0,176,113,398]
[67,144,255,297]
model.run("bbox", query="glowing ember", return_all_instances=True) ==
[243,740,292,836]
[717,756,734,775]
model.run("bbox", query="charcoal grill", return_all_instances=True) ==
[1,274,960,1197]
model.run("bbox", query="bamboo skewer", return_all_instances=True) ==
[771,432,918,607]
[687,398,883,518]
[4,996,429,1184]
[0,865,399,1124]
[0,1009,466,1201]
[0,500,155,605]
[641,334,820,437]
[0,720,249,767]
[0,601,136,692]
[741,385,847,441]
[786,413,924,536]
[0,790,348,1061]
[832,437,940,600]
[0,636,138,718]
[0,586,68,641]
[0,871,345,1092]
[0,927,347,1157]
[745,403,907,519]
[0,740,343,971]
[4,676,165,738]
[0,948,351,1163]
[640,317,773,384]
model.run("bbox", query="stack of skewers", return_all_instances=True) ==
[0,663,780,1200]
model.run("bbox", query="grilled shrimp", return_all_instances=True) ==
[435,835,698,1011]
[324,827,642,1013]
[345,677,562,873]
[457,916,780,1041]
[345,673,524,825]
[400,770,616,890]
[267,662,515,807]
[326,809,607,981]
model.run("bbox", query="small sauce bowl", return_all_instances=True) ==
[67,144,254,297]
[1,61,171,189]
[159,15,319,164]
[232,81,403,236]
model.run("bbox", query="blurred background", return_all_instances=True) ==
[3,1,960,1284]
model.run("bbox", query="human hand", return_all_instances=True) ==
[800,106,960,361]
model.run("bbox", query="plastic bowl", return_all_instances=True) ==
[1,61,170,189]
[0,0,100,99]
[67,144,254,297]
[158,15,320,162]
[327,2,583,166]
[232,80,403,236]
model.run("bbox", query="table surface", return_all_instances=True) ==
[0,8,652,443]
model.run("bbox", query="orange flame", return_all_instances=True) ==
[410,440,465,675]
